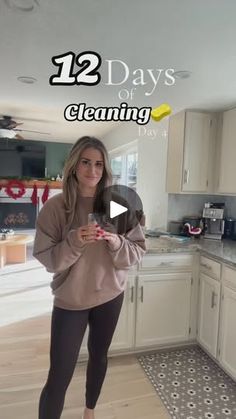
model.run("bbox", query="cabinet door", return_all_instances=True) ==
[109,275,135,352]
[80,276,135,356]
[218,108,236,193]
[219,286,236,380]
[197,273,220,357]
[135,272,192,348]
[182,112,212,192]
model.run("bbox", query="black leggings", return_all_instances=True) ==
[39,292,124,419]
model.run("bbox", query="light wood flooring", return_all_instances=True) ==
[0,313,171,419]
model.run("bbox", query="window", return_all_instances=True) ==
[110,143,138,190]
[127,152,138,190]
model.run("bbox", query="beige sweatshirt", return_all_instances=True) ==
[33,193,146,310]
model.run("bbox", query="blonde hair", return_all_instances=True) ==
[63,136,112,226]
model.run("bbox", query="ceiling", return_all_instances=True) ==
[0,0,235,143]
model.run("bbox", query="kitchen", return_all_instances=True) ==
[1,1,236,419]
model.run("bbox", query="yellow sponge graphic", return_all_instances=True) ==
[151,103,172,122]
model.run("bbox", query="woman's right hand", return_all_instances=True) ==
[77,224,105,244]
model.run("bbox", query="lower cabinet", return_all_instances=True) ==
[197,257,236,381]
[109,275,135,351]
[135,272,192,348]
[79,251,236,383]
[80,252,236,382]
[218,267,236,380]
[80,253,194,357]
[197,273,221,357]
[80,274,135,356]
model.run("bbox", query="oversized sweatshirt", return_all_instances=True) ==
[33,193,146,310]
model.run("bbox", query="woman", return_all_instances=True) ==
[33,136,146,419]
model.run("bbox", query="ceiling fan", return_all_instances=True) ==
[0,115,50,139]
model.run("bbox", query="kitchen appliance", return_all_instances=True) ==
[202,203,225,240]
[224,218,235,238]
[169,217,203,237]
[168,220,184,235]
[230,219,236,240]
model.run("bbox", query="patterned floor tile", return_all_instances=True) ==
[138,345,236,419]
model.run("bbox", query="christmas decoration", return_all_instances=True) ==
[5,180,26,200]
[31,184,38,205]
[42,183,49,204]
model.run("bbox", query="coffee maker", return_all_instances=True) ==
[202,203,225,240]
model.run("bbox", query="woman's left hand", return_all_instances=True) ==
[103,231,121,251]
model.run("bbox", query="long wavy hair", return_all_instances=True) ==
[63,136,112,226]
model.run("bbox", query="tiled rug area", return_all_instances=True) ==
[138,345,236,419]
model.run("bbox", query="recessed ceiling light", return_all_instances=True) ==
[173,70,192,79]
[4,0,39,12]
[17,76,37,84]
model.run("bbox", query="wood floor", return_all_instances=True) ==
[0,313,171,419]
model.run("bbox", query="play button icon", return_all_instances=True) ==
[110,200,128,219]
[93,184,144,234]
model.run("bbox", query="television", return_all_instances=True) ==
[0,138,46,179]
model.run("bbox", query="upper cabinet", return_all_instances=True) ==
[217,108,236,194]
[166,111,217,193]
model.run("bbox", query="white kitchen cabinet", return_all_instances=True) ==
[218,266,236,380]
[135,272,192,348]
[197,272,221,357]
[217,108,236,194]
[80,253,195,356]
[166,110,216,193]
[80,275,135,356]
[141,253,193,271]
[109,274,135,351]
[200,255,221,280]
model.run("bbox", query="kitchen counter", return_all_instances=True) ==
[146,236,236,267]
[146,236,200,254]
[198,238,236,267]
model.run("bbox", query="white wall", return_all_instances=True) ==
[102,120,169,230]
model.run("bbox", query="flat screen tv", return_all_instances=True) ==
[0,138,46,178]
